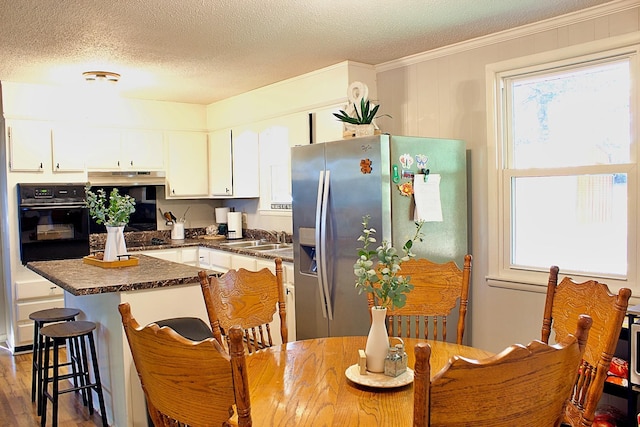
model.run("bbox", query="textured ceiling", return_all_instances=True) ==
[0,0,618,105]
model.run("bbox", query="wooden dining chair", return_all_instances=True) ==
[118,302,251,427]
[414,314,593,427]
[541,266,631,427]
[199,257,287,353]
[368,255,472,344]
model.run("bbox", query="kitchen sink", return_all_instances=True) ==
[248,243,292,251]
[219,240,265,248]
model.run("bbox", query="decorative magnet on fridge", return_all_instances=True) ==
[360,158,372,174]
[415,154,428,169]
[399,154,413,169]
[397,181,413,197]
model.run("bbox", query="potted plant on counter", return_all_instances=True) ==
[85,185,136,262]
[353,215,425,372]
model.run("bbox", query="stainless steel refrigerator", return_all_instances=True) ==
[292,134,467,339]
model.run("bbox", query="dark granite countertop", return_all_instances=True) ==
[26,254,209,296]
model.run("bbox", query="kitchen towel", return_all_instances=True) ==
[215,207,230,224]
[413,173,443,222]
[227,212,243,239]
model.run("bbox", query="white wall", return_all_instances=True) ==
[376,0,640,353]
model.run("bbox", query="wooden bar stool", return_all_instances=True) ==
[29,307,81,416]
[40,320,108,427]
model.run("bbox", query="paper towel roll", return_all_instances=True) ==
[215,207,230,224]
[227,212,243,239]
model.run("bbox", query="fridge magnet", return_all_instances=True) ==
[360,158,372,174]
[397,181,413,196]
[415,154,428,169]
[392,165,400,183]
[399,153,413,169]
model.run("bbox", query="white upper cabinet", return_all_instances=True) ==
[121,130,165,170]
[7,120,51,172]
[51,125,87,172]
[166,131,209,198]
[258,112,309,211]
[208,127,259,198]
[208,128,233,196]
[86,128,164,171]
[231,126,260,198]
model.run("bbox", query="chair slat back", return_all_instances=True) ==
[369,255,471,344]
[414,314,592,427]
[541,266,631,426]
[118,302,251,427]
[200,257,287,353]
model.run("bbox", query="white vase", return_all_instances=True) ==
[104,225,127,262]
[365,306,389,373]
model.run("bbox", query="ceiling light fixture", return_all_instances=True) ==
[82,71,120,83]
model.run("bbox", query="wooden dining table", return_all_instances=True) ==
[243,336,494,426]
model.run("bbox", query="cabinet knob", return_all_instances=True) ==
[56,162,60,169]
[39,162,43,169]
[130,160,134,166]
[117,160,120,167]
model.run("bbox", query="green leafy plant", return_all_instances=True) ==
[333,98,390,125]
[85,185,136,226]
[354,215,426,310]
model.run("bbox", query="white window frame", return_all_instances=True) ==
[485,33,640,294]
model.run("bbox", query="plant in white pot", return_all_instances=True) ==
[333,98,391,137]
[354,215,425,372]
[85,185,136,262]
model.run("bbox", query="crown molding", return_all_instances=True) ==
[375,0,640,73]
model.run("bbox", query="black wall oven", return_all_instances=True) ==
[18,183,90,263]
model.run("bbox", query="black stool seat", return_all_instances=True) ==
[29,308,81,416]
[40,320,108,427]
[41,320,96,339]
[29,308,81,323]
[155,317,214,341]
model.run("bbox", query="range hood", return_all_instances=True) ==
[87,171,166,186]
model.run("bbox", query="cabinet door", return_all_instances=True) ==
[231,254,257,270]
[209,129,233,196]
[52,125,87,172]
[85,128,123,170]
[201,248,231,273]
[122,130,165,170]
[139,248,180,262]
[167,131,209,197]
[7,120,50,171]
[232,128,260,197]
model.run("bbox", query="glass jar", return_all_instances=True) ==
[384,338,407,377]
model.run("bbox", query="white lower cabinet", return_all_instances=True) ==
[139,247,199,265]
[198,247,231,273]
[146,246,296,343]
[255,258,296,342]
[14,268,65,349]
[231,254,257,270]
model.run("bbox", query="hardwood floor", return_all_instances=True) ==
[0,343,106,426]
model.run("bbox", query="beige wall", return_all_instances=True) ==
[376,1,640,352]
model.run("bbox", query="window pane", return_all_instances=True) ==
[512,174,627,275]
[511,60,631,169]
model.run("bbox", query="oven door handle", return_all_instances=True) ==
[20,204,86,209]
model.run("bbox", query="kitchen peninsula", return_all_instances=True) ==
[26,254,216,427]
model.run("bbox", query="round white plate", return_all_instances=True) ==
[345,364,414,388]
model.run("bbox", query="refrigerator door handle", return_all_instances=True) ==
[315,170,329,319]
[320,170,334,320]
